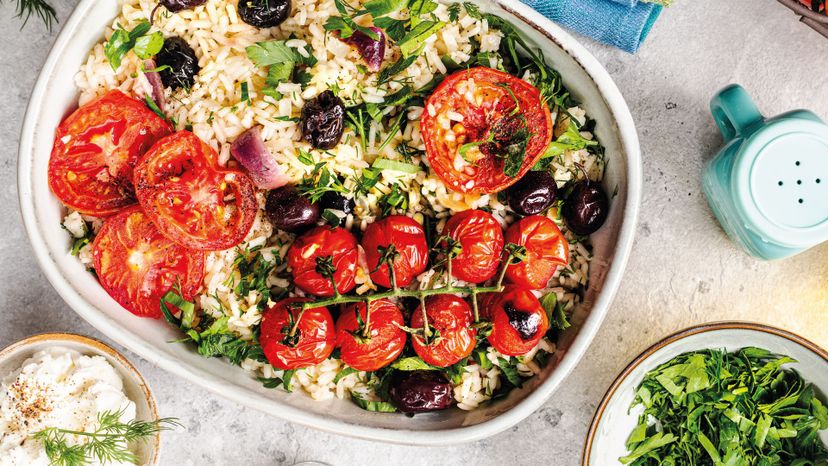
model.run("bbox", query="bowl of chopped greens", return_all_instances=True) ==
[583,321,828,465]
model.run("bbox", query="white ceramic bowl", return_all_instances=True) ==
[18,0,641,445]
[0,333,160,465]
[583,322,828,464]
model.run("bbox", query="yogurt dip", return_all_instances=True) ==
[0,347,137,465]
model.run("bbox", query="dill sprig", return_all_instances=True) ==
[33,409,181,466]
[2,0,57,31]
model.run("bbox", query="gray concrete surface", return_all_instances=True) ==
[2,0,828,464]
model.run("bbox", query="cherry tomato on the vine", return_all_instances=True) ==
[505,215,569,289]
[362,215,429,288]
[287,225,359,297]
[410,294,476,367]
[259,297,335,370]
[485,285,549,356]
[335,299,406,372]
[441,209,504,284]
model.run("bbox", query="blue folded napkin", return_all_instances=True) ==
[518,0,663,53]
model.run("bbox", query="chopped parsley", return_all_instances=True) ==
[104,21,164,71]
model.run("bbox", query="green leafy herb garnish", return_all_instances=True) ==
[621,348,828,464]
[34,409,180,466]
[104,21,164,71]
[350,391,398,412]
[246,40,317,97]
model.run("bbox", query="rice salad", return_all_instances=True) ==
[55,0,608,414]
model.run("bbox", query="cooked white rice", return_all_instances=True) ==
[69,0,605,410]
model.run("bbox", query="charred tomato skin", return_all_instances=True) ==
[504,215,569,289]
[92,206,204,319]
[420,67,552,194]
[238,0,291,28]
[441,209,504,284]
[301,90,345,150]
[287,225,358,297]
[362,215,429,289]
[335,299,406,372]
[388,370,453,413]
[410,294,476,368]
[259,297,335,370]
[134,131,258,251]
[48,90,172,216]
[485,285,549,356]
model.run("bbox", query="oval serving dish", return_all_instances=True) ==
[18,0,641,445]
[0,333,160,465]
[583,321,828,465]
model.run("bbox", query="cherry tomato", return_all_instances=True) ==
[410,295,476,367]
[287,226,358,297]
[335,299,406,372]
[92,206,204,318]
[485,285,549,356]
[362,215,429,288]
[48,90,171,216]
[259,297,335,370]
[134,131,257,251]
[420,67,553,194]
[505,215,569,289]
[442,209,504,284]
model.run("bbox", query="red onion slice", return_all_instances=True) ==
[340,27,386,72]
[230,126,290,190]
[143,59,166,113]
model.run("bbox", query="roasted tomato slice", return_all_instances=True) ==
[485,285,549,356]
[420,67,553,194]
[410,294,476,367]
[92,206,204,318]
[362,215,429,288]
[48,90,172,216]
[134,131,257,251]
[442,209,504,284]
[335,299,406,372]
[288,226,359,297]
[505,215,569,289]
[259,297,335,370]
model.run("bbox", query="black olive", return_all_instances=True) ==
[506,170,558,216]
[563,179,609,236]
[301,90,345,150]
[504,304,541,340]
[388,371,453,414]
[153,0,206,17]
[155,37,200,91]
[318,191,355,215]
[238,0,291,28]
[265,186,320,232]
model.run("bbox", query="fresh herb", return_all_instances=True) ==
[240,81,250,105]
[321,208,343,227]
[541,118,598,160]
[363,0,407,18]
[391,356,438,371]
[34,409,180,466]
[350,391,398,412]
[497,357,524,388]
[353,167,381,196]
[621,348,828,465]
[377,54,418,84]
[378,183,409,215]
[3,0,57,30]
[398,20,444,57]
[296,147,315,165]
[324,0,381,40]
[296,162,349,203]
[463,2,482,19]
[373,15,407,42]
[539,292,570,332]
[447,2,461,21]
[372,157,420,174]
[246,40,317,96]
[258,370,296,392]
[104,21,164,71]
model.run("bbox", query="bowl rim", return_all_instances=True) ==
[0,332,160,465]
[581,321,828,465]
[17,0,642,445]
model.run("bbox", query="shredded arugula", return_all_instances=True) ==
[622,348,828,465]
[104,21,164,71]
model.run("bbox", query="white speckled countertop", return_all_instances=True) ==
[2,0,827,464]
